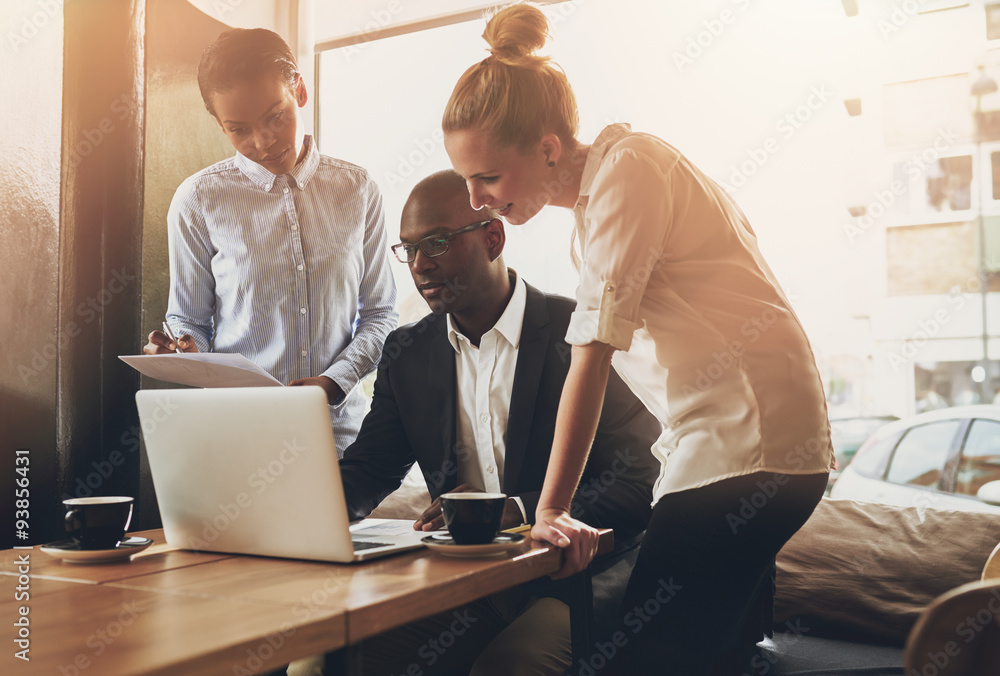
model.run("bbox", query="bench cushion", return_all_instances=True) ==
[774,498,1000,644]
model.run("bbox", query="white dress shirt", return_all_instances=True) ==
[566,124,834,503]
[165,136,398,449]
[447,272,528,521]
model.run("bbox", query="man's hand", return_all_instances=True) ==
[532,507,599,580]
[143,330,198,354]
[288,376,344,405]
[413,483,523,532]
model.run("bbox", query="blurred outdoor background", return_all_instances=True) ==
[306,0,1000,420]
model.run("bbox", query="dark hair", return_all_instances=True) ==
[197,28,299,117]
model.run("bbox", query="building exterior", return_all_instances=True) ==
[845,0,1000,415]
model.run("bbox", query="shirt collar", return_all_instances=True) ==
[446,270,527,354]
[234,135,318,192]
[577,123,632,204]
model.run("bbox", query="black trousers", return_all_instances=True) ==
[597,471,828,676]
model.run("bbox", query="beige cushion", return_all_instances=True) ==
[368,481,431,520]
[775,498,1000,644]
[368,464,432,521]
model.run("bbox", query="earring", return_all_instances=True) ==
[547,161,555,167]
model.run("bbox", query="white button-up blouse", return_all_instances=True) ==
[566,124,834,503]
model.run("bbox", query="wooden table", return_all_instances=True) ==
[1,527,612,675]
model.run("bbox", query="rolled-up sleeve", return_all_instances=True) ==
[566,148,673,351]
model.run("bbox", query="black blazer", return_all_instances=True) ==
[339,282,662,541]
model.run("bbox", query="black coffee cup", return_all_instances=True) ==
[63,496,133,550]
[440,493,506,545]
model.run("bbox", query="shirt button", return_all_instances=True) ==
[283,188,289,194]
[487,465,495,474]
[301,350,308,357]
[297,264,304,271]
[300,307,307,315]
[480,414,490,423]
[291,224,298,231]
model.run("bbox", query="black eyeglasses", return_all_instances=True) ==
[391,220,493,263]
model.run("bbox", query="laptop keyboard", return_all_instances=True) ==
[352,540,392,552]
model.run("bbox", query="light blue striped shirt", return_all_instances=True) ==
[165,136,398,449]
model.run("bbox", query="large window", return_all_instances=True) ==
[314,1,850,330]
[317,18,579,324]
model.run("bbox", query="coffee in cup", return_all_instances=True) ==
[440,493,506,545]
[63,496,134,550]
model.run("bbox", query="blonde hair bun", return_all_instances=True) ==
[443,0,578,149]
[483,3,550,66]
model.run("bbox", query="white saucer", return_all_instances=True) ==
[39,537,154,564]
[421,533,526,558]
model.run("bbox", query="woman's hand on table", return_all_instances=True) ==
[532,507,599,579]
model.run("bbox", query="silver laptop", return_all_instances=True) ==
[136,386,430,562]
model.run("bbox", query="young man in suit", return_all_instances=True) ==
[327,170,662,676]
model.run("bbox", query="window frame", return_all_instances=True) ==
[311,0,574,149]
[885,144,979,228]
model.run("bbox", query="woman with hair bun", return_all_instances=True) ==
[443,3,833,673]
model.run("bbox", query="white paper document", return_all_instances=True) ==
[119,353,283,388]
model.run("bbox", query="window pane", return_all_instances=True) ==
[988,4,1000,41]
[849,433,899,479]
[926,155,972,212]
[886,420,961,487]
[956,419,1000,495]
[883,75,974,151]
[886,222,977,295]
[890,154,973,220]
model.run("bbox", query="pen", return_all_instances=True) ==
[161,322,183,354]
[502,524,532,535]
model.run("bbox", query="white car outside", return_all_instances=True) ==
[830,405,1000,515]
